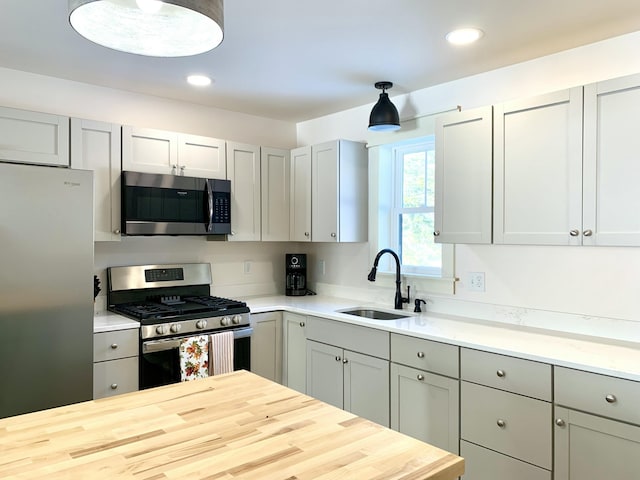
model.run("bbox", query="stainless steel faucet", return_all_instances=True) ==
[368,248,410,310]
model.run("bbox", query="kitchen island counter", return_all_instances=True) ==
[0,370,463,479]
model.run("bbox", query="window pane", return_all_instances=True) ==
[402,152,425,208]
[426,149,435,207]
[399,212,441,269]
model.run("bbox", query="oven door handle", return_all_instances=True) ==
[142,327,253,354]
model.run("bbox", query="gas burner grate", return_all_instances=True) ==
[184,295,247,310]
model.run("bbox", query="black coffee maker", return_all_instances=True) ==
[285,254,307,296]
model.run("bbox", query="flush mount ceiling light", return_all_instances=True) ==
[187,74,212,86]
[368,81,401,132]
[68,0,224,57]
[446,27,484,46]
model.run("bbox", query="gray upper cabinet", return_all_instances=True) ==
[434,106,493,244]
[583,73,640,246]
[290,146,312,242]
[261,147,290,241]
[0,106,69,167]
[70,118,122,242]
[226,141,261,241]
[493,88,583,245]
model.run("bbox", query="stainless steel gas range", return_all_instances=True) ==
[107,263,252,389]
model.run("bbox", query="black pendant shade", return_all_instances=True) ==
[368,81,401,132]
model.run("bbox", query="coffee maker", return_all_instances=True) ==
[285,254,307,296]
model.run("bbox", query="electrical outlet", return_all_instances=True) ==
[243,261,252,275]
[467,272,485,292]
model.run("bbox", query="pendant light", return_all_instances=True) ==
[368,81,401,132]
[68,0,224,57]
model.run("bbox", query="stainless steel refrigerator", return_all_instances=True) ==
[0,162,94,418]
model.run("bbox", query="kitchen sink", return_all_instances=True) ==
[339,308,410,320]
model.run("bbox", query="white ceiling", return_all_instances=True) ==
[2,0,640,122]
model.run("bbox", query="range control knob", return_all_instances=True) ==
[195,320,208,329]
[155,325,169,335]
[170,324,182,334]
[220,316,231,327]
[232,315,242,325]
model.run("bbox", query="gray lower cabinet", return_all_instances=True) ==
[554,367,640,480]
[306,339,390,426]
[93,328,139,399]
[460,440,551,480]
[250,311,282,384]
[283,312,307,393]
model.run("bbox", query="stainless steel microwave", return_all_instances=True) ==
[121,171,231,236]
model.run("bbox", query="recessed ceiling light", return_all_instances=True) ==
[446,28,484,46]
[187,75,212,87]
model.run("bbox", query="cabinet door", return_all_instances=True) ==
[434,106,492,244]
[494,88,583,245]
[93,357,139,399]
[290,146,312,241]
[261,147,290,241]
[306,340,343,409]
[226,142,261,241]
[583,73,640,246]
[283,313,307,393]
[337,140,368,242]
[461,440,551,480]
[70,119,122,242]
[312,140,339,242]
[0,106,69,167]
[178,133,226,179]
[250,312,282,384]
[344,350,389,427]
[555,407,640,480]
[391,363,459,454]
[122,126,178,174]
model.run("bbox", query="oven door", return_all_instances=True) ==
[139,327,252,390]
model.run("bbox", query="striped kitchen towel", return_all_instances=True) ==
[179,335,209,382]
[209,331,234,375]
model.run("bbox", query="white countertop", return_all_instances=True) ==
[93,294,640,382]
[245,294,640,382]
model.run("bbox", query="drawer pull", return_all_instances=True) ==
[110,383,118,390]
[417,374,425,381]
[110,343,118,349]
[496,369,505,378]
[417,351,425,358]
[496,419,506,428]
[605,394,617,404]
[555,418,566,427]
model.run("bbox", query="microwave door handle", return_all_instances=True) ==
[204,179,214,232]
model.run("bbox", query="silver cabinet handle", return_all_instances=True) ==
[330,232,337,238]
[304,232,310,237]
[113,229,121,235]
[496,369,505,378]
[417,374,424,381]
[569,229,580,236]
[335,356,341,362]
[433,230,440,237]
[171,164,178,174]
[179,165,185,175]
[583,229,593,237]
[417,351,425,358]
[299,322,305,327]
[110,383,118,390]
[496,419,506,428]
[605,394,617,403]
[110,343,118,350]
[555,418,566,427]
[342,358,348,364]
[230,231,235,236]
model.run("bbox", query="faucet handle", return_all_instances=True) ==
[414,298,427,313]
[404,285,411,304]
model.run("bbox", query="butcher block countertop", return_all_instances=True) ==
[0,371,464,480]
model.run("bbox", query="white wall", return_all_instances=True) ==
[298,31,640,323]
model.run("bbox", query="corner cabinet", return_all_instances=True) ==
[434,106,493,244]
[122,126,226,179]
[305,316,390,426]
[290,146,312,242]
[70,118,122,241]
[0,106,69,167]
[249,311,282,384]
[282,312,307,393]
[226,142,261,241]
[554,367,640,480]
[493,88,583,245]
[311,140,368,242]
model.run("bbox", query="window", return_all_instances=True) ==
[369,135,454,294]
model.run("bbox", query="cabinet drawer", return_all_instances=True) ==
[391,334,458,378]
[94,329,139,362]
[461,381,552,469]
[93,357,139,399]
[461,348,551,400]
[461,440,551,480]
[306,316,389,359]
[555,367,640,425]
